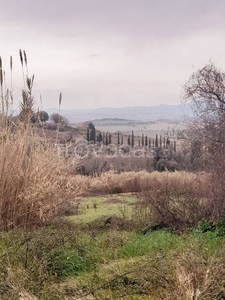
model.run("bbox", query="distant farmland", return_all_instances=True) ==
[91,118,185,137]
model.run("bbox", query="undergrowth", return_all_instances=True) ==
[0,218,224,299]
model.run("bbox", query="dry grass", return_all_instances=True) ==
[84,170,211,231]
[0,129,85,230]
[88,170,208,195]
[0,52,89,230]
[175,248,225,299]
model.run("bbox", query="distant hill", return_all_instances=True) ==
[89,118,155,126]
[46,103,193,123]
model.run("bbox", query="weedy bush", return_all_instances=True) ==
[194,218,225,236]
[131,171,210,232]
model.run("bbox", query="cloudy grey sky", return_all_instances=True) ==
[1,0,225,109]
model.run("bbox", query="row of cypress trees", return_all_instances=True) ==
[86,123,176,151]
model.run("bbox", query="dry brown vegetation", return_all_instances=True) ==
[0,52,87,230]
[0,128,87,230]
[80,169,225,232]
[88,169,207,194]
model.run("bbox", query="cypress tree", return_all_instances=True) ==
[131,131,134,147]
[160,135,162,148]
[155,134,159,148]
[149,138,151,148]
[109,133,112,144]
[127,134,131,146]
[142,134,144,147]
[97,133,103,143]
[174,140,176,152]
[106,133,108,145]
[88,122,96,143]
[92,126,96,143]
[166,137,170,149]
[87,127,90,141]
[117,131,120,145]
[121,135,123,144]
[145,135,148,146]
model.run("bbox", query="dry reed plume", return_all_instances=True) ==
[0,52,84,230]
[0,131,81,230]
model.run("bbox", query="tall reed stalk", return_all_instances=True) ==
[56,92,62,143]
[0,52,80,230]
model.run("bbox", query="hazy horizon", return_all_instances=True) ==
[46,102,187,111]
[1,0,225,110]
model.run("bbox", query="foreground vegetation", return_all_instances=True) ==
[0,196,224,299]
[0,170,225,299]
[0,54,225,299]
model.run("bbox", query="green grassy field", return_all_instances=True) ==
[0,194,225,299]
[67,194,137,224]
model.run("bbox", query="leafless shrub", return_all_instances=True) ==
[182,62,225,222]
[134,172,210,232]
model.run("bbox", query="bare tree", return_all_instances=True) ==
[184,62,225,120]
[183,62,225,219]
[183,62,225,168]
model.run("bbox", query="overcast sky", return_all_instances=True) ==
[1,0,225,110]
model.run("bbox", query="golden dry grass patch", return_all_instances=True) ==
[0,130,86,230]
